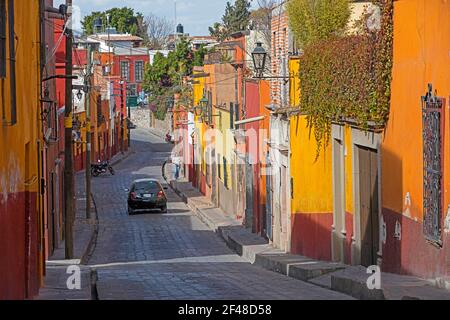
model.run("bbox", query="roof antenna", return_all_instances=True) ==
[174,0,177,34]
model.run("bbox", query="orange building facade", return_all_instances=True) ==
[380,0,450,279]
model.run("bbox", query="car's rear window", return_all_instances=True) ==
[134,181,161,193]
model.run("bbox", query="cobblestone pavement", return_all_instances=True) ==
[84,128,353,300]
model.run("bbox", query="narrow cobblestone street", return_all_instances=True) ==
[83,128,352,300]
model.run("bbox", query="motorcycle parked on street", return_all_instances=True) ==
[91,160,115,177]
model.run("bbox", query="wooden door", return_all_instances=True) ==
[359,146,380,267]
[245,155,254,229]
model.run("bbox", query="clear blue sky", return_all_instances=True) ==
[54,0,260,36]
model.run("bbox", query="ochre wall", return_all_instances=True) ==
[290,116,334,214]
[290,115,334,261]
[0,0,42,299]
[344,126,354,215]
[288,54,333,260]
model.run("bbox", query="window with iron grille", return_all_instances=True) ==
[97,95,103,124]
[235,103,239,129]
[120,61,129,81]
[422,84,445,246]
[206,148,212,187]
[0,0,6,78]
[208,91,212,125]
[218,153,222,180]
[135,61,144,82]
[223,156,228,189]
[4,0,15,125]
[127,83,137,97]
[47,102,58,140]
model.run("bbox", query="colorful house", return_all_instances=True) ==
[323,0,450,277]
[267,2,295,251]
[0,0,44,299]
[243,79,271,235]
[192,66,207,190]
[41,2,65,260]
[379,0,450,279]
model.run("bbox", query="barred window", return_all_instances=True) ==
[217,153,222,180]
[135,61,144,82]
[0,0,6,78]
[120,61,129,81]
[422,85,445,245]
[127,83,137,97]
[223,156,228,189]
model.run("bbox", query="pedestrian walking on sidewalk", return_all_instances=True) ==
[171,153,181,180]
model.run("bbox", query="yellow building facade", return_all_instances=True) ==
[0,0,44,299]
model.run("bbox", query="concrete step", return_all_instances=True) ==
[288,261,346,282]
[433,277,450,291]
[217,224,346,280]
[219,226,272,262]
[254,252,346,282]
[170,179,450,300]
[330,266,450,300]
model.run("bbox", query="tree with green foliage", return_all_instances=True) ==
[193,45,207,67]
[287,0,351,48]
[143,38,207,120]
[209,0,252,41]
[82,7,144,36]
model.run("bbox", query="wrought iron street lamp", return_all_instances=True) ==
[251,43,294,81]
[199,96,208,113]
[252,42,267,78]
[197,95,221,123]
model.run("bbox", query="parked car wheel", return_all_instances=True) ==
[91,167,100,177]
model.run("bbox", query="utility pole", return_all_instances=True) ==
[64,0,74,259]
[128,95,131,148]
[121,81,125,154]
[85,44,92,220]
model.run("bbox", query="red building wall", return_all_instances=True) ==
[245,80,263,234]
[113,54,149,94]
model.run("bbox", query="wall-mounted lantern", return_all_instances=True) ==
[199,96,209,115]
[76,89,83,101]
[252,42,267,78]
[251,43,293,81]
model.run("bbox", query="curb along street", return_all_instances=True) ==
[80,150,132,265]
[167,178,450,301]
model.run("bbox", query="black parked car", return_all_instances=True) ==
[126,179,168,215]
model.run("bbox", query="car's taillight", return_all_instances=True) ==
[157,191,164,198]
[131,192,137,200]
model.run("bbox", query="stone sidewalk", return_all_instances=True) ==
[36,151,131,300]
[170,179,450,300]
[36,172,97,300]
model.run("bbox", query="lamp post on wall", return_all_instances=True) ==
[251,42,293,81]
[252,42,267,79]
[64,0,75,259]
[198,95,209,117]
[119,80,125,154]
